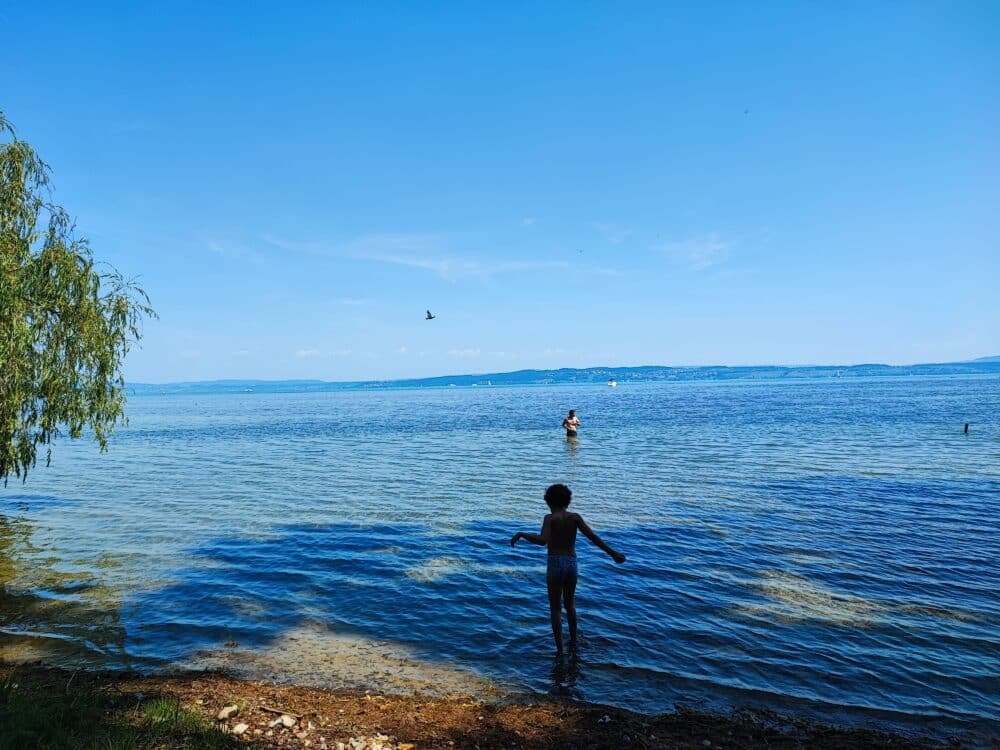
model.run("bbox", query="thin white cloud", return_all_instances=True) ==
[264,231,603,280]
[398,346,408,354]
[339,297,372,306]
[521,217,537,226]
[262,234,327,254]
[371,254,453,276]
[448,348,481,358]
[266,232,450,271]
[232,349,250,356]
[347,232,569,280]
[658,233,731,271]
[295,349,322,358]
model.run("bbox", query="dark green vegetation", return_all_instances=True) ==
[0,112,154,482]
[0,674,249,750]
[130,359,1000,395]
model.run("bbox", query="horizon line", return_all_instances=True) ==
[129,355,1000,388]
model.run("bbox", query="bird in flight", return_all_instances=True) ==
[425,310,436,320]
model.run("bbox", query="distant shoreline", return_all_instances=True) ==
[129,360,1000,396]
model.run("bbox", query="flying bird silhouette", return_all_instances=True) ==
[425,310,436,320]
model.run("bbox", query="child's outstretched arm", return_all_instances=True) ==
[510,516,551,547]
[578,516,626,563]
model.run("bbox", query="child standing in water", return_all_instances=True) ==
[510,484,626,653]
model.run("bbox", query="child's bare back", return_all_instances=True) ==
[545,510,580,556]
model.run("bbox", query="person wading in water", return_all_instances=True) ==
[562,409,581,438]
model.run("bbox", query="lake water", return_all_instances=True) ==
[1,376,998,742]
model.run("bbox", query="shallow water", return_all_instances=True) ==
[2,376,998,741]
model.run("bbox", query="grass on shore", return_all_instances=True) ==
[0,674,251,750]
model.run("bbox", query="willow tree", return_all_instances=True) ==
[1,112,154,483]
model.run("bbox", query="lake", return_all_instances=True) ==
[1,375,998,742]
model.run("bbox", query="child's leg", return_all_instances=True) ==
[547,576,564,653]
[563,577,578,648]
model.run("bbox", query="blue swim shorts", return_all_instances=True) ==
[546,555,578,585]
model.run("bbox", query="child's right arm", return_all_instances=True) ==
[577,515,626,563]
[511,515,552,547]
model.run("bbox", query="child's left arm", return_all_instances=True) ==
[578,515,626,563]
[510,516,552,547]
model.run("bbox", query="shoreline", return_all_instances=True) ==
[0,661,949,749]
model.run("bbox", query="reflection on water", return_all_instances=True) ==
[1,376,998,743]
[549,652,582,698]
[565,435,579,458]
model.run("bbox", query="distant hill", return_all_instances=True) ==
[129,359,1000,395]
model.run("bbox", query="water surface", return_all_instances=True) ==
[2,376,998,741]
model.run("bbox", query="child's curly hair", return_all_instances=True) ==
[544,483,572,510]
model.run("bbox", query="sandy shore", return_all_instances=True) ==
[0,661,945,749]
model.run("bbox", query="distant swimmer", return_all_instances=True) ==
[964,422,970,434]
[425,310,436,320]
[562,409,581,438]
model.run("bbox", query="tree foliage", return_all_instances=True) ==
[1,111,155,482]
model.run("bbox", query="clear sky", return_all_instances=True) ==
[3,2,997,382]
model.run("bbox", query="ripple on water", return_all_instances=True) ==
[2,376,998,742]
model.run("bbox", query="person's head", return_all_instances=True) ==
[544,483,572,510]
[568,409,576,418]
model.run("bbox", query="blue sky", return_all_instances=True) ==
[3,2,997,382]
